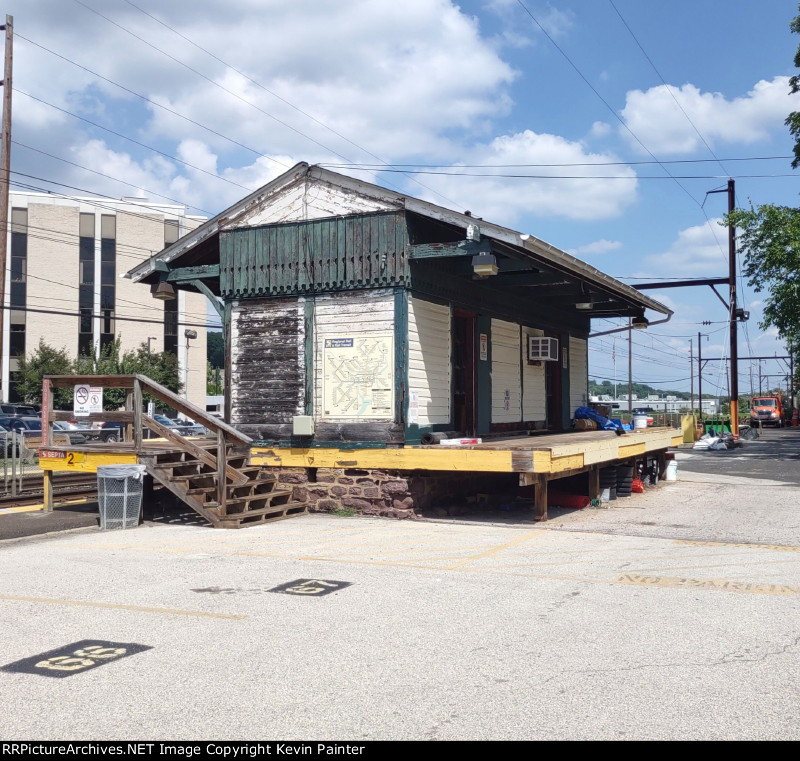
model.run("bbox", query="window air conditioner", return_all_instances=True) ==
[528,336,559,362]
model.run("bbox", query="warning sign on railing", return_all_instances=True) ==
[74,385,103,417]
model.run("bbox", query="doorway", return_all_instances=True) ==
[545,344,563,431]
[452,310,477,436]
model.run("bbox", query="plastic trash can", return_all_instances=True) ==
[97,464,147,530]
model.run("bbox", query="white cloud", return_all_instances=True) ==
[620,77,800,154]
[412,130,639,224]
[569,239,622,256]
[590,121,612,138]
[640,218,728,277]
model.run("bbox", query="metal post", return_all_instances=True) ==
[0,16,13,400]
[697,332,703,422]
[627,318,633,420]
[728,179,739,435]
[689,338,694,417]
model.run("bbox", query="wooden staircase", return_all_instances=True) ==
[145,443,307,528]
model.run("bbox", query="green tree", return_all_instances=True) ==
[16,339,73,407]
[207,330,224,369]
[787,4,800,167]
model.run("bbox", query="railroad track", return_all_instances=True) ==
[0,472,97,510]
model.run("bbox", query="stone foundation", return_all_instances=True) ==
[269,467,520,519]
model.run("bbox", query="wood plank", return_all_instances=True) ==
[250,446,516,472]
[46,375,136,389]
[588,465,600,501]
[216,428,227,517]
[133,378,143,451]
[43,470,54,513]
[51,410,134,423]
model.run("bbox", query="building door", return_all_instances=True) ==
[545,342,563,431]
[452,310,477,436]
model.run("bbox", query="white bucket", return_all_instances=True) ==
[633,414,649,430]
[665,461,678,481]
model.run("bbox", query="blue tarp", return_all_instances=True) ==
[574,406,625,432]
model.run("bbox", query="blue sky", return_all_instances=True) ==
[8,0,800,397]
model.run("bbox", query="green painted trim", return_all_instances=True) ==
[475,314,492,435]
[190,279,224,321]
[223,302,232,424]
[167,264,220,282]
[303,297,314,416]
[251,440,388,450]
[561,332,571,429]
[394,288,409,427]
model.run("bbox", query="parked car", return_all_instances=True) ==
[0,403,39,417]
[0,416,43,455]
[164,416,208,437]
[52,421,89,445]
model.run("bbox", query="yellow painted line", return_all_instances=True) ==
[0,497,93,514]
[621,558,800,575]
[675,539,800,553]
[0,594,246,620]
[444,530,547,570]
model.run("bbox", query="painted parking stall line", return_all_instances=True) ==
[1,640,151,678]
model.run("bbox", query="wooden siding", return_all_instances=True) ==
[522,327,546,421]
[313,290,396,423]
[491,319,522,423]
[569,336,588,416]
[229,297,305,433]
[219,211,408,298]
[408,296,451,425]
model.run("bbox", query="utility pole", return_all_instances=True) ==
[689,338,694,417]
[0,16,13,402]
[628,317,633,419]
[697,331,703,421]
[727,179,739,435]
[758,361,762,395]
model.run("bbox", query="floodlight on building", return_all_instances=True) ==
[151,281,176,300]
[471,252,498,278]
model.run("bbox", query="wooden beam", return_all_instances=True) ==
[43,470,53,513]
[51,410,134,423]
[133,378,143,451]
[216,428,227,517]
[496,272,571,286]
[46,375,136,389]
[136,374,251,445]
[165,264,220,282]
[588,465,600,501]
[125,388,134,442]
[190,279,224,321]
[409,240,486,260]
[533,473,548,522]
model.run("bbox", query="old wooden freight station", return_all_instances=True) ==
[40,163,681,526]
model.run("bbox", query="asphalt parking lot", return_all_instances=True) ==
[1,431,798,741]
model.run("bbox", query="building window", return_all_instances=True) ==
[99,214,116,353]
[8,208,28,402]
[78,213,95,357]
[163,220,179,354]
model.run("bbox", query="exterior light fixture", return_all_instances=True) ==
[632,315,649,330]
[184,329,198,340]
[472,252,498,278]
[575,302,594,310]
[735,308,750,322]
[151,281,176,300]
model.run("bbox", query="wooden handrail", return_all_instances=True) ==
[134,374,251,445]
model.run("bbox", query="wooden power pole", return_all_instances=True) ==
[0,16,12,401]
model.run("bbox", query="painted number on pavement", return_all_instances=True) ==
[268,578,352,597]
[1,640,152,678]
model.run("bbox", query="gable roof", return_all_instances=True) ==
[126,162,671,318]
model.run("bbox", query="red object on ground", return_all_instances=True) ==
[547,490,591,509]
[631,479,645,493]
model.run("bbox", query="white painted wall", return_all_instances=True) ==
[521,327,546,421]
[569,335,589,415]
[313,289,395,422]
[491,318,522,423]
[228,177,399,228]
[408,296,450,425]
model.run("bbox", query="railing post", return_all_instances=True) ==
[42,376,53,512]
[216,428,227,517]
[133,378,143,451]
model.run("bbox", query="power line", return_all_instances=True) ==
[321,155,794,169]
[1,303,219,330]
[607,0,729,176]
[317,167,800,179]
[15,89,255,193]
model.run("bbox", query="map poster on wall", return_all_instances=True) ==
[322,334,394,419]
